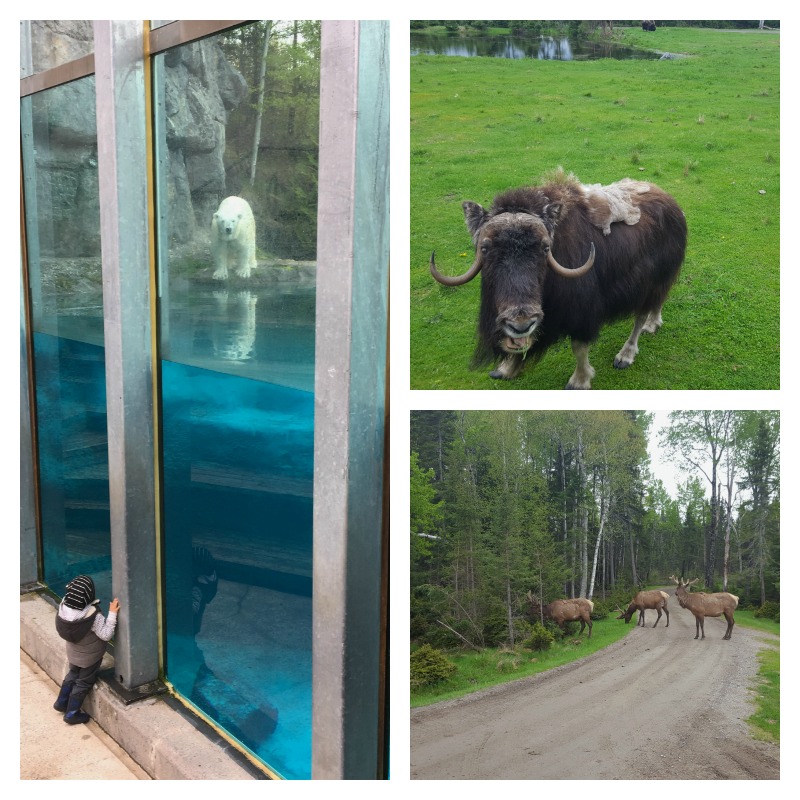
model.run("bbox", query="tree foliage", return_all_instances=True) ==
[218,21,321,259]
[411,410,780,649]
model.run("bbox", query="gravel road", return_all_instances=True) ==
[411,597,779,780]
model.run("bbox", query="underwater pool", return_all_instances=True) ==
[34,276,316,779]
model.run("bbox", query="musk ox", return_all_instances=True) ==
[429,171,687,388]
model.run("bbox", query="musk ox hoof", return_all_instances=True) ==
[565,383,591,390]
[613,357,633,369]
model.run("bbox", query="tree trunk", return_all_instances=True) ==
[248,22,273,187]
[629,523,639,586]
[577,428,588,598]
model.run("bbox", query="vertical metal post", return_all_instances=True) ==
[312,20,389,779]
[19,22,39,586]
[93,20,159,688]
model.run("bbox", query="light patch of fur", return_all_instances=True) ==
[566,340,596,389]
[490,354,524,380]
[582,178,651,235]
[538,165,581,186]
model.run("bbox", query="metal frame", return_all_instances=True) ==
[93,20,159,688]
[312,20,389,780]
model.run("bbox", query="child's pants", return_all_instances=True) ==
[61,659,102,705]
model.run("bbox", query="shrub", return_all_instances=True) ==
[496,653,522,673]
[524,622,554,652]
[754,601,780,620]
[411,644,457,689]
[482,613,510,647]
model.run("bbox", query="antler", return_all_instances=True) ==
[669,575,681,585]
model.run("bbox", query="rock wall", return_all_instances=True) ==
[24,22,247,258]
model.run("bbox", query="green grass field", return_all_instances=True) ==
[410,27,779,389]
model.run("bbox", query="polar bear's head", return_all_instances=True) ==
[213,210,244,241]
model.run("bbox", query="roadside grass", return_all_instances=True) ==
[410,27,779,389]
[733,608,780,635]
[411,616,632,708]
[733,609,780,743]
[747,643,780,743]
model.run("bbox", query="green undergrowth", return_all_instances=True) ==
[747,642,779,742]
[733,608,780,635]
[410,27,779,389]
[411,616,632,708]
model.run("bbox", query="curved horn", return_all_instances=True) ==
[547,242,596,278]
[429,251,483,287]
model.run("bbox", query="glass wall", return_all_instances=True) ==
[21,76,112,602]
[154,21,319,779]
[21,19,387,779]
[22,20,94,76]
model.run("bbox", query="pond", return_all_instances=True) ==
[411,33,660,61]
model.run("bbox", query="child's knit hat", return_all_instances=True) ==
[63,575,97,610]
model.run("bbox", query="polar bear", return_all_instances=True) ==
[211,196,257,279]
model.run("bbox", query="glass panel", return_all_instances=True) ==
[21,77,111,603]
[155,21,320,780]
[23,21,94,76]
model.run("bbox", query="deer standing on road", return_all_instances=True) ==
[616,589,670,627]
[527,593,594,638]
[670,576,739,640]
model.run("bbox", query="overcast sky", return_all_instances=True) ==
[646,410,691,500]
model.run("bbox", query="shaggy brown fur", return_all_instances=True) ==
[430,170,688,387]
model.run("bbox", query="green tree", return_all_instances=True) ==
[736,412,780,603]
[661,411,735,587]
[411,451,443,566]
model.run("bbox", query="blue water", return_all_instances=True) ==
[33,276,316,779]
[161,356,314,779]
[33,332,112,602]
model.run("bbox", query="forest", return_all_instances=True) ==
[411,411,779,651]
[218,21,321,260]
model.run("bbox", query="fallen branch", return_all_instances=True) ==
[436,619,483,651]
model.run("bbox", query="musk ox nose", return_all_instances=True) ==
[501,311,542,338]
[506,320,536,336]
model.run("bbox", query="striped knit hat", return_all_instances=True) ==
[63,575,97,610]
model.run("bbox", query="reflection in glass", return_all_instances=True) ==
[21,77,112,603]
[155,21,320,779]
[23,20,94,76]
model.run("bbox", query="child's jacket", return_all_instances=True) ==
[55,602,116,667]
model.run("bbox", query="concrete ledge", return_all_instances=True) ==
[21,591,264,780]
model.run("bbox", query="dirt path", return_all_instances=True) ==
[411,600,779,780]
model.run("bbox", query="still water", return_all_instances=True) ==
[411,33,660,61]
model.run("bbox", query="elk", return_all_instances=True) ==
[670,576,739,640]
[616,589,670,627]
[527,592,594,638]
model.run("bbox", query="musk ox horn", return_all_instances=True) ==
[429,251,484,286]
[547,242,596,278]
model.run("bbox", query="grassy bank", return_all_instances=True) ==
[747,643,779,742]
[733,610,780,742]
[411,606,780,710]
[733,608,780,635]
[410,27,779,389]
[411,616,632,708]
